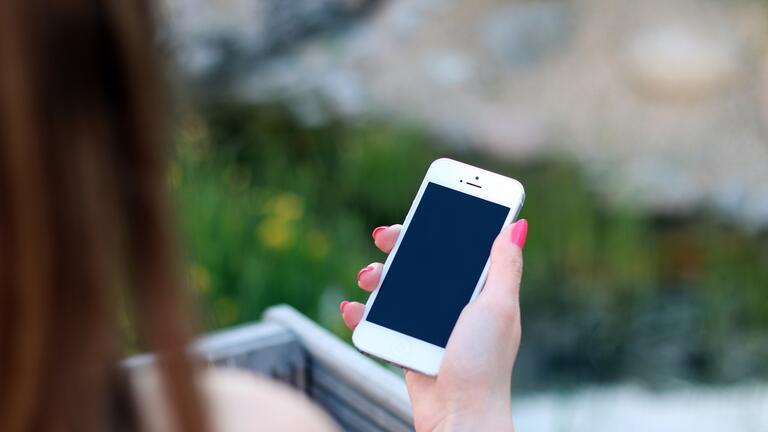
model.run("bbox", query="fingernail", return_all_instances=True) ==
[340,301,349,313]
[511,219,528,248]
[371,226,388,240]
[357,265,374,282]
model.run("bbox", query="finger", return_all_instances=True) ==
[340,301,365,330]
[478,219,528,313]
[372,224,402,254]
[357,263,384,292]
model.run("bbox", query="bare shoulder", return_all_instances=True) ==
[201,369,337,432]
[131,367,338,432]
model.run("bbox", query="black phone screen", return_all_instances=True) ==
[366,182,510,348]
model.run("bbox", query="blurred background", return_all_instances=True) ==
[161,0,768,429]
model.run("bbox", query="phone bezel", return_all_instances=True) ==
[352,158,525,376]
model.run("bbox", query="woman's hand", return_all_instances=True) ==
[340,220,528,432]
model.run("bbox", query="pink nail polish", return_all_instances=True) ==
[371,226,388,240]
[357,265,373,281]
[511,219,528,248]
[340,301,349,313]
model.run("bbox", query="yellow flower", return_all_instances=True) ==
[257,218,293,251]
[189,264,211,294]
[266,193,303,221]
[257,192,304,252]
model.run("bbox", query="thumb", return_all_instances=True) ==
[478,219,528,311]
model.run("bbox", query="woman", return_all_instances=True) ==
[0,0,528,431]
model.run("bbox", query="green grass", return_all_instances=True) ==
[174,103,768,388]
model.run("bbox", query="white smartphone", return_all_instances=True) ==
[352,158,525,376]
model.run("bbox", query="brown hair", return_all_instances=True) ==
[0,1,206,431]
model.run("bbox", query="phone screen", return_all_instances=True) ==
[367,182,510,348]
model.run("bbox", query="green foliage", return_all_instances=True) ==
[174,103,768,388]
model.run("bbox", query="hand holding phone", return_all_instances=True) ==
[341,158,527,431]
[351,158,524,375]
[342,221,527,431]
